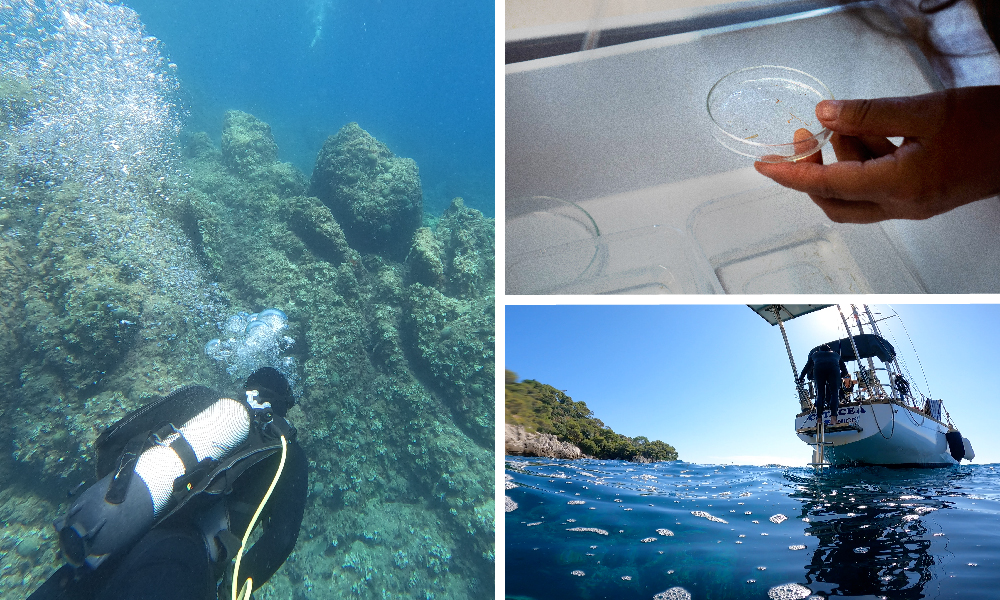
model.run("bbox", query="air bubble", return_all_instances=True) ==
[206,308,297,387]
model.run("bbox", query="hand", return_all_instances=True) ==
[754,86,1000,223]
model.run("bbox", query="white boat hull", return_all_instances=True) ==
[794,402,958,467]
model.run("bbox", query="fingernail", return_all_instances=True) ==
[816,100,841,121]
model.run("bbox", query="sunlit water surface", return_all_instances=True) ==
[505,457,1000,600]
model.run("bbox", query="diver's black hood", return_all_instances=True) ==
[244,367,294,417]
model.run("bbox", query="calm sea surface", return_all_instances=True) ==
[505,457,1000,600]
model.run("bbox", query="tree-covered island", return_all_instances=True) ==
[505,370,678,462]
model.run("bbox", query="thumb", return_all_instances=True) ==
[816,93,944,138]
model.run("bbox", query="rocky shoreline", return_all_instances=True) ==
[504,424,587,460]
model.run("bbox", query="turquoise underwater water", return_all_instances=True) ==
[124,0,495,217]
[505,458,1000,600]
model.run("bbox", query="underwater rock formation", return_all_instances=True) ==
[407,226,446,288]
[285,195,359,266]
[220,110,309,196]
[221,109,279,174]
[420,197,495,299]
[309,122,423,259]
[404,284,494,445]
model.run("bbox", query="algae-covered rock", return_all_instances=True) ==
[0,75,41,132]
[285,195,358,266]
[181,130,222,163]
[407,226,446,288]
[404,283,494,444]
[405,198,494,299]
[221,110,279,175]
[309,122,422,258]
[268,161,309,197]
[436,198,494,299]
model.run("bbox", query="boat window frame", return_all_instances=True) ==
[505,0,867,64]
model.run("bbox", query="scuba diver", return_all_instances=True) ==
[798,343,849,427]
[27,367,308,600]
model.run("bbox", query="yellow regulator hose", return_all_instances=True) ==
[233,435,287,600]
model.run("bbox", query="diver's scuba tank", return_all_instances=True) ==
[54,396,254,570]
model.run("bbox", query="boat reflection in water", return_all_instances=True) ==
[787,467,967,599]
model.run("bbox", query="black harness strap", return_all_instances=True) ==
[104,437,146,505]
[168,432,200,474]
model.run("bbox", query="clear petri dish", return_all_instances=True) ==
[707,65,834,163]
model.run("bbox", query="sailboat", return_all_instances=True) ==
[750,304,974,468]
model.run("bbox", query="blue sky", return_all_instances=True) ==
[504,304,999,466]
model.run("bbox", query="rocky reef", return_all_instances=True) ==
[0,101,494,598]
[310,122,423,260]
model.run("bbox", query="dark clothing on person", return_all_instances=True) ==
[799,349,849,424]
[798,349,848,383]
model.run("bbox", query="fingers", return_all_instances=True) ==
[793,128,822,164]
[755,128,822,165]
[830,132,869,162]
[816,92,945,138]
[754,154,900,202]
[809,197,890,224]
[857,135,898,157]
[830,133,897,162]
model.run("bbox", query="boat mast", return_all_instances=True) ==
[837,305,870,399]
[861,304,900,403]
[769,305,810,411]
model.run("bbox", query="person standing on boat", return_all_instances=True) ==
[798,344,849,427]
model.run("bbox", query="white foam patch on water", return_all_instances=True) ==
[570,570,585,576]
[691,511,728,524]
[656,528,674,536]
[769,514,788,524]
[653,587,691,600]
[767,583,812,600]
[788,544,806,550]
[567,500,586,505]
[641,537,657,543]
[567,527,609,535]
[505,496,518,513]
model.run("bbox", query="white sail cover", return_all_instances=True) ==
[748,304,831,326]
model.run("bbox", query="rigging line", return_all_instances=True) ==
[841,304,892,440]
[880,313,927,401]
[888,305,931,398]
[867,391,894,440]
